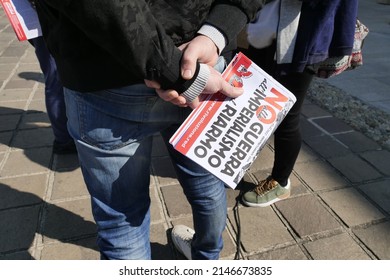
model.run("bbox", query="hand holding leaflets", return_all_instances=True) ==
[169,52,296,189]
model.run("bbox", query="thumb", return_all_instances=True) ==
[219,81,244,99]
[188,97,200,109]
[181,46,199,80]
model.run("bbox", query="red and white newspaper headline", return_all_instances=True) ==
[1,0,41,41]
[170,52,297,189]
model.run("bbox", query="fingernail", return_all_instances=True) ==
[182,69,192,79]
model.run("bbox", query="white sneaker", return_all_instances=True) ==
[171,225,194,260]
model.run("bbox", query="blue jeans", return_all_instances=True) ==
[64,85,227,260]
[29,37,72,144]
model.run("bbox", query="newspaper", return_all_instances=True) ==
[1,0,41,41]
[169,52,296,189]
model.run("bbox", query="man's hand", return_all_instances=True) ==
[145,65,243,109]
[145,34,242,109]
[179,35,219,79]
[144,79,188,107]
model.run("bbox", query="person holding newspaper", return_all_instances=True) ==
[239,0,359,207]
[151,0,359,209]
[34,0,265,260]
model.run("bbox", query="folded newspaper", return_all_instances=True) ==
[1,0,42,41]
[169,52,296,189]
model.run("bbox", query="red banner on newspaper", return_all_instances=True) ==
[170,52,297,189]
[1,0,41,41]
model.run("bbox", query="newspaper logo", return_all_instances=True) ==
[228,64,252,88]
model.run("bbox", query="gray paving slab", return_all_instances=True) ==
[246,144,275,171]
[0,206,40,252]
[304,134,352,159]
[0,101,26,113]
[303,233,372,260]
[334,131,382,153]
[0,251,32,260]
[360,150,390,176]
[40,237,99,260]
[150,184,165,224]
[160,184,192,218]
[328,154,383,183]
[151,156,180,186]
[0,88,31,100]
[13,128,54,148]
[228,206,295,253]
[357,179,390,214]
[353,221,390,259]
[295,142,321,163]
[0,114,20,131]
[19,113,51,129]
[275,195,343,238]
[311,117,354,134]
[28,99,47,112]
[248,245,308,260]
[293,160,350,191]
[319,187,385,227]
[0,174,47,209]
[300,117,325,139]
[4,79,36,89]
[51,168,89,200]
[41,199,96,243]
[301,102,332,119]
[226,187,242,208]
[1,148,52,176]
[54,153,80,171]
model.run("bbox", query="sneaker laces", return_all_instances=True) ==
[253,177,278,196]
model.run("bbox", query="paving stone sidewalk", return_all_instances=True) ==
[0,1,389,260]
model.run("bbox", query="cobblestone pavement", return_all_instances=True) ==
[0,0,389,260]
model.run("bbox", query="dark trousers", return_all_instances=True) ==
[240,43,314,185]
[29,37,72,144]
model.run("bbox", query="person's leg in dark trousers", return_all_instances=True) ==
[29,37,76,154]
[271,70,313,186]
[240,43,313,207]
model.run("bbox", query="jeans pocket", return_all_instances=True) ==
[65,87,155,151]
[78,99,142,151]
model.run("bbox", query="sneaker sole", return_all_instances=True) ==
[241,192,290,207]
[171,226,194,260]
[171,234,185,256]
